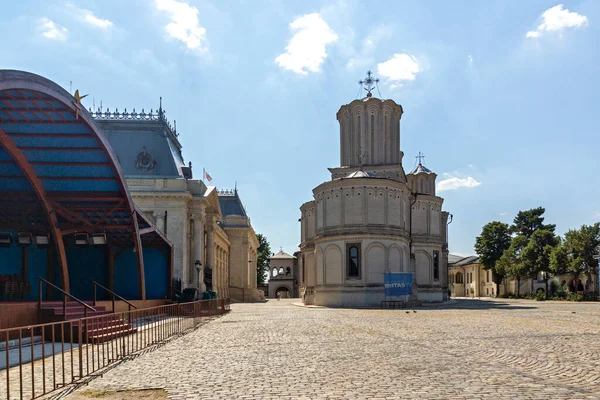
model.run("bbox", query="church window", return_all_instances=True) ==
[279,267,284,275]
[272,268,278,278]
[433,251,439,281]
[346,243,361,278]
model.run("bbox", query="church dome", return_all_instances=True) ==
[409,163,433,175]
[346,169,374,178]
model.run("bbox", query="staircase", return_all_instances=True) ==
[40,301,138,343]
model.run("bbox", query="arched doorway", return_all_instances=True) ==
[276,286,291,299]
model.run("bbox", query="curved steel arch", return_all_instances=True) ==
[0,70,147,298]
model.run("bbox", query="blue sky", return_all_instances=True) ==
[1,0,598,256]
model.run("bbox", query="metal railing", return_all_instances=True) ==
[1,298,230,400]
[38,278,96,319]
[92,282,137,313]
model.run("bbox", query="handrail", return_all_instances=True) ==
[38,277,96,319]
[93,281,137,312]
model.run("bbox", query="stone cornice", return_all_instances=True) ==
[316,225,409,238]
[312,176,410,195]
[314,233,411,244]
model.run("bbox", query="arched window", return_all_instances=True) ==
[286,267,291,275]
[433,251,439,281]
[347,244,360,278]
[456,272,463,284]
[279,267,284,275]
[272,268,278,278]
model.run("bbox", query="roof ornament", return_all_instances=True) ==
[73,89,88,120]
[416,151,425,165]
[359,70,380,98]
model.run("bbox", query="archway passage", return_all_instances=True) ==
[276,287,291,299]
[0,70,173,302]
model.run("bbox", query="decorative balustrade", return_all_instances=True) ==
[88,107,178,137]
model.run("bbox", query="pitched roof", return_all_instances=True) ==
[408,162,433,175]
[448,254,480,266]
[271,250,294,259]
[218,190,247,217]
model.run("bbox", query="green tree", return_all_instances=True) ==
[474,221,512,296]
[256,233,271,286]
[509,207,555,239]
[499,235,529,296]
[551,223,600,293]
[522,229,558,297]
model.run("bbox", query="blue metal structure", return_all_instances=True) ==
[0,70,173,301]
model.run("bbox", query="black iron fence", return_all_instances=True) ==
[1,298,230,400]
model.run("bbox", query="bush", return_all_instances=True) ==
[549,281,559,296]
[566,292,584,302]
[535,290,546,301]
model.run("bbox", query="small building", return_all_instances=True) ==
[268,249,298,298]
[448,253,598,297]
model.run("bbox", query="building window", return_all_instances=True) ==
[346,243,361,278]
[433,251,439,281]
[456,272,463,284]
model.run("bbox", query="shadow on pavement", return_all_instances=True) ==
[422,298,537,310]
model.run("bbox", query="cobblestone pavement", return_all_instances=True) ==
[67,298,600,400]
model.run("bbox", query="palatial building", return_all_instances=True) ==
[93,105,261,302]
[299,72,451,307]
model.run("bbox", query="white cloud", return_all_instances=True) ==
[346,25,392,70]
[275,13,338,75]
[38,18,68,41]
[376,53,421,87]
[155,0,207,52]
[64,4,114,30]
[83,13,113,30]
[437,176,481,192]
[526,4,588,38]
[468,55,473,64]
[594,212,600,218]
[500,212,508,216]
[468,164,475,168]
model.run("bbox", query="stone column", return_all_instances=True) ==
[206,218,215,291]
[155,210,165,233]
[192,212,206,293]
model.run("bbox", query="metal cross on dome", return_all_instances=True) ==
[416,152,425,164]
[359,70,379,98]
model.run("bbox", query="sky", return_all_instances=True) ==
[1,0,599,257]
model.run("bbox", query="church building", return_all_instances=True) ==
[299,72,451,307]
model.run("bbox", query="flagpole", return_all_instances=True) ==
[202,167,205,183]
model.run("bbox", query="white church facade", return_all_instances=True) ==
[299,73,451,307]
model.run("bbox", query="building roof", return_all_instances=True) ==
[271,250,295,259]
[409,162,433,175]
[346,169,374,178]
[448,254,480,266]
[218,189,247,217]
[0,69,170,249]
[94,109,190,179]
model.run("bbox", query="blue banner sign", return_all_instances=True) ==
[384,273,413,297]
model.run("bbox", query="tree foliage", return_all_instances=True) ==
[522,229,558,295]
[498,235,529,296]
[474,221,511,295]
[256,233,271,286]
[509,207,555,239]
[550,223,600,279]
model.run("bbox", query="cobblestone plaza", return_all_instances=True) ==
[68,299,600,400]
